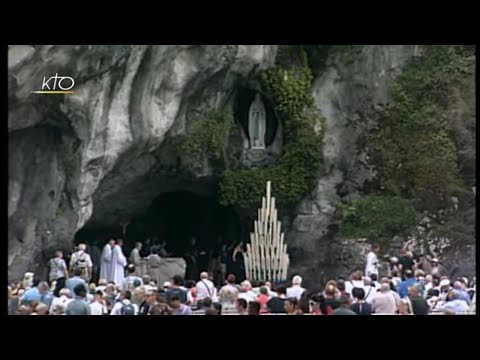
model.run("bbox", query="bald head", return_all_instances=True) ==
[200,272,209,280]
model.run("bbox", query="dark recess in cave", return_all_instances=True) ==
[74,191,246,261]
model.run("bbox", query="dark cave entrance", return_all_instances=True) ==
[74,190,247,281]
[138,191,241,257]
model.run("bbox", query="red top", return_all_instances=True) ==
[258,295,270,313]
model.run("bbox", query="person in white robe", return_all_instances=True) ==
[365,244,380,277]
[111,239,127,286]
[100,238,116,282]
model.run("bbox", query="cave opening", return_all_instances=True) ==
[74,190,246,281]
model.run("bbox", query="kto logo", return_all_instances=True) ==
[32,73,75,94]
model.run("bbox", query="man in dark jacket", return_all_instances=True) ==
[408,285,429,315]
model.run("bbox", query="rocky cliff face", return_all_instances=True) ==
[8,45,277,281]
[8,45,475,285]
[287,45,423,283]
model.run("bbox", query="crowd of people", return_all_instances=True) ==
[7,239,476,315]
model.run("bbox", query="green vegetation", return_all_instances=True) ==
[365,45,475,210]
[339,195,418,242]
[176,110,233,171]
[339,45,475,240]
[219,52,325,207]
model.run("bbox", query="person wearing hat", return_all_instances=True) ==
[437,278,452,305]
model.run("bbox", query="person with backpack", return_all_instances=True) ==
[121,265,143,291]
[69,243,93,282]
[110,290,138,315]
[351,287,372,315]
[195,272,215,307]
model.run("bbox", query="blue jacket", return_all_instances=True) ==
[65,276,86,295]
[398,278,418,298]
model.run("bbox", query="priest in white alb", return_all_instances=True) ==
[100,238,116,282]
[365,244,380,277]
[111,238,127,286]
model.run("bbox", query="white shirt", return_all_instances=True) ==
[238,290,257,303]
[372,291,397,314]
[219,284,239,304]
[70,250,93,269]
[110,299,139,315]
[365,251,378,276]
[196,279,216,301]
[392,277,402,289]
[346,280,365,296]
[90,301,107,315]
[268,290,278,298]
[143,284,156,293]
[286,285,305,300]
[49,295,73,313]
[364,286,377,304]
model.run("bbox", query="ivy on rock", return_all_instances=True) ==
[338,45,475,242]
[219,53,325,208]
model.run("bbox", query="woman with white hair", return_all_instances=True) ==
[238,280,257,302]
[49,288,73,314]
[397,298,413,315]
[22,272,34,290]
[52,303,66,315]
[287,275,306,300]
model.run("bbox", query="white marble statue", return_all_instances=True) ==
[248,93,266,149]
